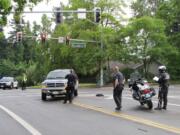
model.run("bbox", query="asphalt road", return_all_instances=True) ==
[0,85,179,135]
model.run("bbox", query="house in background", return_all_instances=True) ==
[107,61,163,76]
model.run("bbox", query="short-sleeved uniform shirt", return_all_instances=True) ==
[158,72,170,88]
[113,72,124,88]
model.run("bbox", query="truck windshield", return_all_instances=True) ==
[46,71,69,79]
[0,77,13,82]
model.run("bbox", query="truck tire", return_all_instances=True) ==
[10,84,13,89]
[41,92,47,101]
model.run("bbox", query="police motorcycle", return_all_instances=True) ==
[128,78,156,109]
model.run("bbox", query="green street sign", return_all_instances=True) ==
[71,42,86,48]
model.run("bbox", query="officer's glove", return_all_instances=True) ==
[153,76,159,82]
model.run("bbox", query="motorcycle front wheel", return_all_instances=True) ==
[147,100,153,109]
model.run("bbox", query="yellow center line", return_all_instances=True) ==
[73,102,180,134]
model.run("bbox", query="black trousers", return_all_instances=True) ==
[158,86,168,108]
[21,81,26,90]
[64,85,75,103]
[113,85,123,108]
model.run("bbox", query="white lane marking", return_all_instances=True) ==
[0,105,42,135]
[0,95,40,98]
[105,95,113,99]
[168,96,180,99]
[79,92,89,94]
[79,94,96,97]
[152,101,180,107]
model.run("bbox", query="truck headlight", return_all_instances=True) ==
[64,83,67,89]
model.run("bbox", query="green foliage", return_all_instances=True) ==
[155,0,180,79]
[1,0,180,86]
[121,68,134,80]
[120,16,168,77]
[0,0,11,25]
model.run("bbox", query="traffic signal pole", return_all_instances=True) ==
[2,10,95,14]
[86,9,104,87]
[100,9,104,87]
[6,9,104,86]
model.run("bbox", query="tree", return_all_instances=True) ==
[0,0,11,25]
[41,14,52,34]
[13,0,42,24]
[149,44,179,79]
[120,16,168,78]
[131,0,164,18]
[156,0,180,47]
[156,0,180,79]
[0,0,11,39]
[51,0,126,79]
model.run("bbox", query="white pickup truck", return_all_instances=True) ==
[41,69,79,101]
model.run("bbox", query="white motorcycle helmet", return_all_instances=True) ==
[158,65,166,73]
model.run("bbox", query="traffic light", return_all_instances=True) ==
[16,32,23,42]
[66,36,70,45]
[95,8,101,23]
[55,8,62,24]
[41,33,47,43]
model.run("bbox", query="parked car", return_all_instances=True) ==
[41,69,79,101]
[0,77,18,89]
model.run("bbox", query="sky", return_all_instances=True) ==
[23,0,68,25]
[4,0,134,38]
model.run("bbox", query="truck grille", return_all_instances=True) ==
[47,83,64,87]
[56,83,65,87]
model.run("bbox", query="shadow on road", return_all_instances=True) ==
[129,105,155,113]
[41,96,65,102]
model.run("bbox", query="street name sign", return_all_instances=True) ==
[71,42,86,48]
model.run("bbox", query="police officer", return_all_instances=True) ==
[113,66,125,111]
[154,66,170,110]
[22,73,27,90]
[64,70,76,104]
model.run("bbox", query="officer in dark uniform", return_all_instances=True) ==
[22,73,27,90]
[154,66,170,110]
[113,66,125,111]
[64,70,76,104]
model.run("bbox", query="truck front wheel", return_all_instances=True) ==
[41,92,47,101]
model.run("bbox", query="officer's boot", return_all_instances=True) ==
[162,102,167,110]
[162,106,166,110]
[162,94,167,110]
